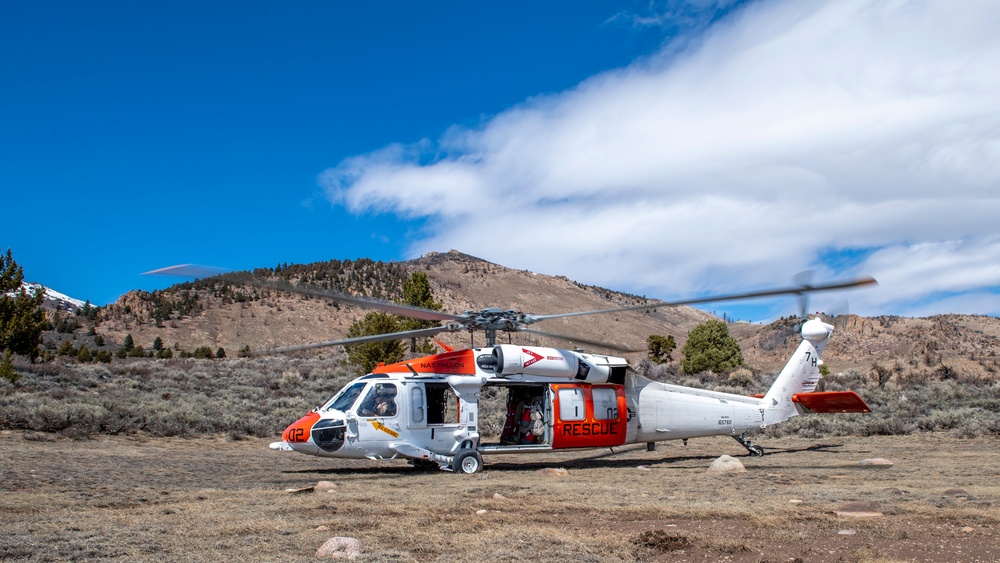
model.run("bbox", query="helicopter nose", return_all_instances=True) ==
[282,411,320,445]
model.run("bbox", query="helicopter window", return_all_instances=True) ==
[357,383,398,418]
[322,382,367,413]
[425,383,458,424]
[592,388,619,420]
[411,386,424,423]
[558,388,586,421]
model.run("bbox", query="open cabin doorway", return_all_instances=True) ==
[478,383,552,452]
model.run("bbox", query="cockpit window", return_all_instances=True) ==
[322,382,367,413]
[357,383,398,418]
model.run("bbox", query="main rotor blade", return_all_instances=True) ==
[530,276,878,322]
[519,328,641,353]
[252,325,455,356]
[237,277,464,323]
[143,264,464,323]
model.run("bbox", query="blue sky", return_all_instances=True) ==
[3,1,999,322]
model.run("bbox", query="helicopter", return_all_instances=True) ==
[148,265,877,473]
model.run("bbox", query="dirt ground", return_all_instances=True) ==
[1,431,997,562]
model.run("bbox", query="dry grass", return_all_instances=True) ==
[2,432,997,562]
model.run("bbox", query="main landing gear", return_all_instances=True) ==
[733,433,764,456]
[452,449,483,474]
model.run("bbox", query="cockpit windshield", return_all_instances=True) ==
[321,381,367,413]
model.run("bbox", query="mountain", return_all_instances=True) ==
[62,250,1000,378]
[90,250,712,359]
[11,282,88,312]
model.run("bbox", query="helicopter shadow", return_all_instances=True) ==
[281,442,847,476]
[484,442,846,472]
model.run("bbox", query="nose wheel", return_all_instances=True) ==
[733,434,765,456]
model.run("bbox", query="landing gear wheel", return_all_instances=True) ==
[452,449,483,474]
[732,433,766,457]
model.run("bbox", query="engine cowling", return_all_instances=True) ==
[492,345,626,384]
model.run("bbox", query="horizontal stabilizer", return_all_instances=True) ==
[791,391,871,413]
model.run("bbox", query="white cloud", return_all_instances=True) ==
[321,0,1000,317]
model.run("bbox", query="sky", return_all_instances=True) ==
[2,0,999,322]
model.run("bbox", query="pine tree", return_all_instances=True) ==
[681,320,744,374]
[58,340,76,356]
[0,249,46,361]
[345,311,404,374]
[399,272,443,355]
[646,334,677,364]
[77,345,92,363]
[123,333,134,352]
[0,350,17,383]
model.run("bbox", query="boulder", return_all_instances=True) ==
[316,537,363,560]
[707,455,746,475]
[315,481,337,493]
[538,467,569,477]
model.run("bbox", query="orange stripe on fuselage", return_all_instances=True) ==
[373,349,476,375]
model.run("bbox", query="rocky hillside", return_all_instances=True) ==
[88,250,713,361]
[49,250,1000,376]
[739,313,1000,378]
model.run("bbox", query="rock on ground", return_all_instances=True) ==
[316,537,363,560]
[859,458,894,466]
[537,467,569,477]
[707,455,746,475]
[315,481,337,493]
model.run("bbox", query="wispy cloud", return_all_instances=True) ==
[321,0,1000,318]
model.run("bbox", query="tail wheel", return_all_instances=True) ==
[452,449,483,474]
[748,445,765,457]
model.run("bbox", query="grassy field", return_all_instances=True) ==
[2,431,997,562]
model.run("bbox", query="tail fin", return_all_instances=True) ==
[761,318,834,425]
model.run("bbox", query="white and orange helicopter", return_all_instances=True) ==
[150,266,876,473]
